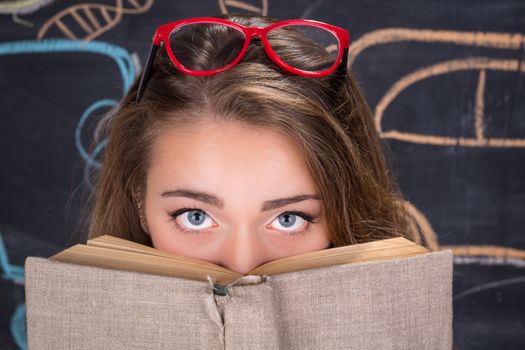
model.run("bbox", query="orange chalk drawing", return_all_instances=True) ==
[37,0,154,41]
[349,28,525,148]
[348,28,525,66]
[375,57,525,148]
[347,28,525,265]
[406,200,525,262]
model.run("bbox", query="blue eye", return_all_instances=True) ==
[277,213,300,228]
[169,208,217,233]
[268,211,316,235]
[185,210,207,226]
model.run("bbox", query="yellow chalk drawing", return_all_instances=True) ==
[218,0,268,16]
[37,0,154,41]
[349,28,525,148]
[0,0,55,14]
[0,0,56,27]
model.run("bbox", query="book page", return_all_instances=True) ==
[55,235,430,283]
[248,237,429,276]
[88,235,230,273]
[51,244,243,285]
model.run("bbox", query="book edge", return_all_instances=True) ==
[261,248,454,282]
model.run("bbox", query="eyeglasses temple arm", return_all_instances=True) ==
[338,47,349,76]
[135,43,159,103]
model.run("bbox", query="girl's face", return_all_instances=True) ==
[143,118,330,275]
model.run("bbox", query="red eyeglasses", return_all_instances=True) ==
[136,17,350,103]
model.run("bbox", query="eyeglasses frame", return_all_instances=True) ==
[136,17,350,103]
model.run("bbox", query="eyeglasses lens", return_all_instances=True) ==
[168,23,245,71]
[267,25,340,73]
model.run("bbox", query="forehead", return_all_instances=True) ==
[146,119,317,196]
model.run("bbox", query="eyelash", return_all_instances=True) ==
[168,207,318,237]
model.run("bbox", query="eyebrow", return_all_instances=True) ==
[160,189,320,211]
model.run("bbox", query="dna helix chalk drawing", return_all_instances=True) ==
[37,0,154,41]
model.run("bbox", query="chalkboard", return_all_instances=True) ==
[1,0,524,349]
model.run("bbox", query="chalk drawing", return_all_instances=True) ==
[405,199,525,267]
[347,28,525,267]
[0,0,55,14]
[10,304,26,350]
[349,28,525,148]
[454,255,525,268]
[0,39,136,177]
[0,0,56,27]
[77,100,113,190]
[0,233,24,284]
[376,57,525,147]
[0,232,27,349]
[348,29,525,65]
[76,99,116,170]
[218,0,268,16]
[299,0,323,19]
[453,276,525,301]
[37,0,154,41]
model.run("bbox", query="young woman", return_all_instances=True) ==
[87,14,415,275]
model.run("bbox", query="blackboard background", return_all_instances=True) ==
[1,0,524,348]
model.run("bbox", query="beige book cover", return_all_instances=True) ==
[24,236,453,349]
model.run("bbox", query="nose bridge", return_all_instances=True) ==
[245,27,265,43]
[220,223,267,275]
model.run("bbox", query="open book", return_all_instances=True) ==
[25,235,453,349]
[49,235,430,285]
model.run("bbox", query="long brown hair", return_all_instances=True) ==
[87,14,415,247]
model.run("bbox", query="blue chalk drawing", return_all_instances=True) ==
[76,99,114,168]
[0,39,135,88]
[0,232,27,350]
[11,304,27,350]
[77,99,113,189]
[0,39,137,349]
[0,39,136,171]
[0,233,24,284]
